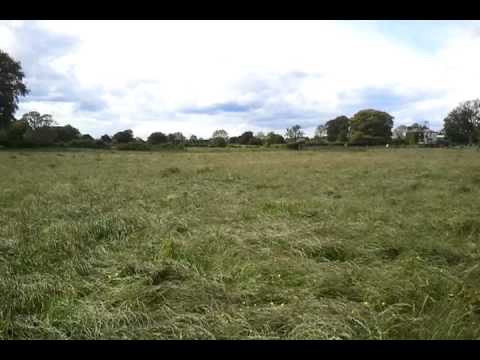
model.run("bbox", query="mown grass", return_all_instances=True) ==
[1,148,480,339]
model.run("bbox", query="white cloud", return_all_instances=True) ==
[2,20,480,137]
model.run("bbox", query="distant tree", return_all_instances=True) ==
[256,131,266,140]
[238,131,254,145]
[228,136,239,144]
[6,120,29,145]
[81,134,94,141]
[23,126,58,146]
[325,116,350,142]
[55,125,81,143]
[0,50,29,129]
[444,99,480,145]
[101,134,112,143]
[249,137,263,146]
[211,137,227,147]
[265,132,285,145]
[285,125,304,142]
[212,129,229,140]
[349,109,394,145]
[112,129,134,143]
[188,135,198,145]
[315,124,327,139]
[147,131,168,144]
[168,132,185,144]
[20,111,56,130]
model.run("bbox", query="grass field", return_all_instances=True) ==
[1,148,480,339]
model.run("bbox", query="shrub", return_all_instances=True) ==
[116,141,151,151]
[54,125,81,143]
[148,132,168,145]
[211,137,227,147]
[22,127,57,147]
[0,129,8,146]
[249,137,264,146]
[286,142,301,150]
[349,132,386,146]
[69,138,109,149]
[151,143,185,151]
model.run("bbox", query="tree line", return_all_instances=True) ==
[1,49,479,150]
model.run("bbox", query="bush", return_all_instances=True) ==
[249,137,264,146]
[211,137,228,147]
[69,139,110,149]
[286,142,302,150]
[54,125,81,143]
[116,142,151,151]
[151,143,186,151]
[22,127,58,147]
[0,129,8,146]
[349,132,386,146]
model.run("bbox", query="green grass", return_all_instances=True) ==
[1,147,480,339]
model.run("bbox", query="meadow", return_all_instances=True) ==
[1,147,480,339]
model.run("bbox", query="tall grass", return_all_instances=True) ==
[0,148,479,339]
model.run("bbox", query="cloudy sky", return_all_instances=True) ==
[1,20,480,138]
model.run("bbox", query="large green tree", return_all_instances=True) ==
[443,99,480,145]
[325,116,350,142]
[0,50,29,128]
[350,109,394,145]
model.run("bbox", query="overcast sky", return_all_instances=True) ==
[1,20,480,138]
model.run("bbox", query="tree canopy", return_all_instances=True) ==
[0,50,29,128]
[325,116,350,142]
[350,109,394,145]
[112,129,134,143]
[147,132,168,144]
[443,99,480,145]
[212,129,229,140]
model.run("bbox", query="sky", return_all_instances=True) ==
[1,20,480,139]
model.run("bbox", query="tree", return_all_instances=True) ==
[54,125,81,143]
[81,134,94,141]
[112,129,134,143]
[325,116,350,142]
[20,111,56,130]
[315,124,327,139]
[6,120,29,145]
[238,131,254,145]
[265,132,285,145]
[212,129,229,140]
[249,136,263,146]
[101,134,112,143]
[349,109,394,145]
[168,132,185,144]
[211,137,227,147]
[256,131,266,140]
[0,50,29,129]
[147,131,168,144]
[443,99,480,145]
[285,125,304,142]
[23,126,58,146]
[188,135,198,145]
